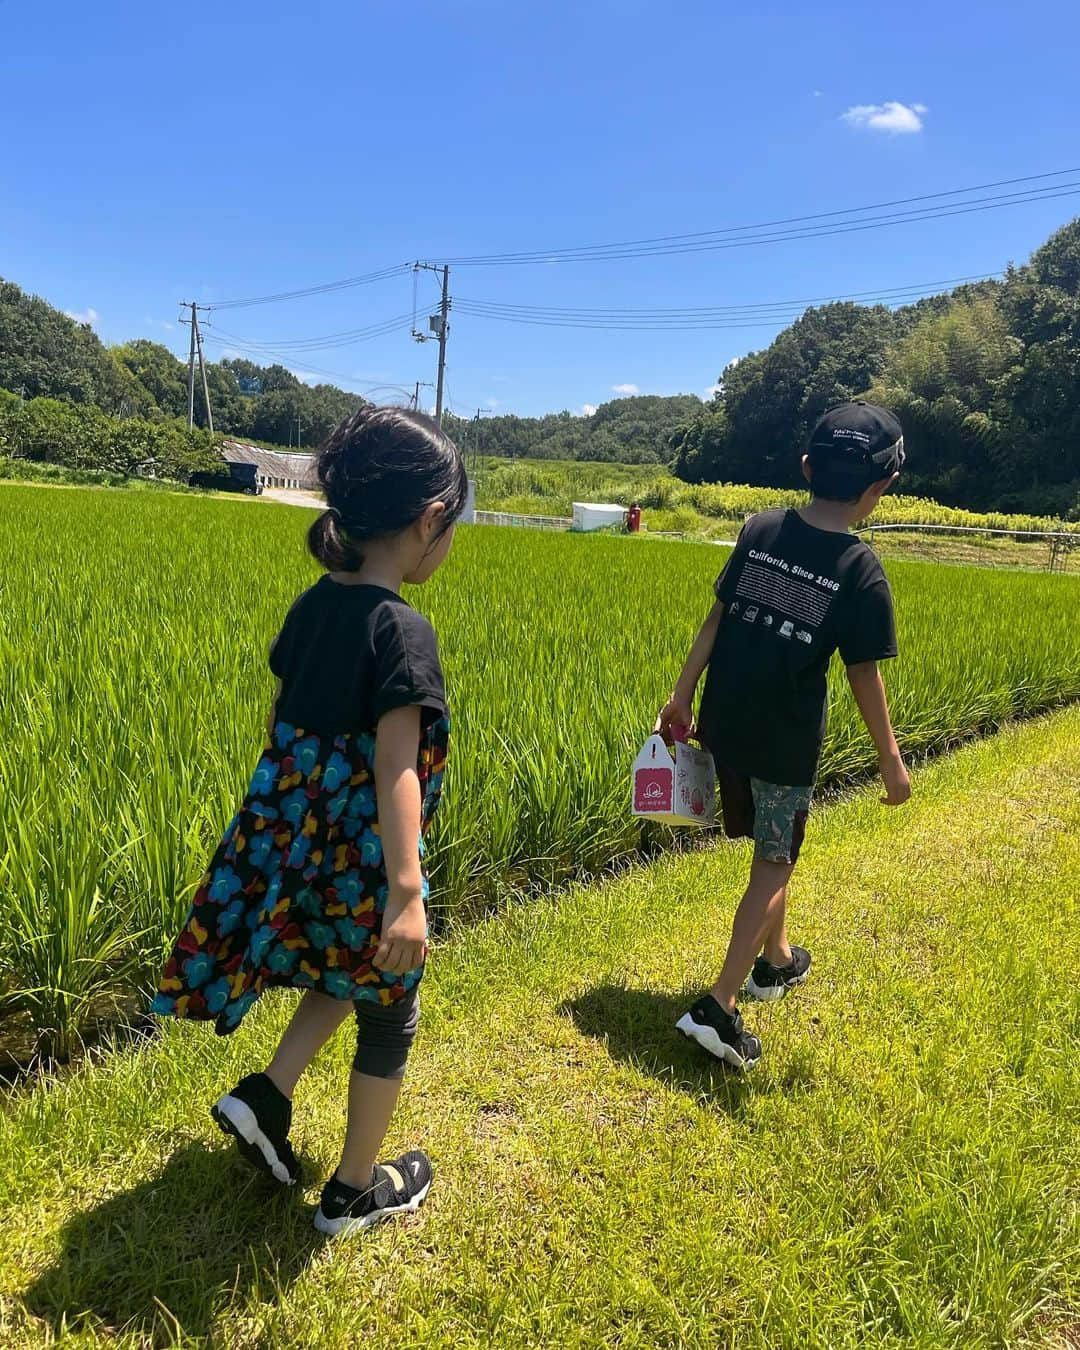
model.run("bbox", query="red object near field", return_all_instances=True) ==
[627,503,642,533]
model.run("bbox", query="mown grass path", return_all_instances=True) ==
[1,709,1078,1348]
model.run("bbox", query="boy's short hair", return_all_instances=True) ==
[806,401,905,502]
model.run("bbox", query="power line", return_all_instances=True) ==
[439,169,1080,265]
[207,263,411,311]
[200,272,997,356]
[454,273,1000,319]
[200,331,415,396]
[453,274,1002,330]
[208,314,416,352]
[194,168,1079,315]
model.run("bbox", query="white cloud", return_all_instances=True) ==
[704,383,723,398]
[611,382,640,395]
[841,101,927,134]
[582,403,598,416]
[288,369,322,386]
[813,89,825,98]
[65,306,99,327]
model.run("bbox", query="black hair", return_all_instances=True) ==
[809,461,899,504]
[307,405,468,572]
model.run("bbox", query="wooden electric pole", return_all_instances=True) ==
[412,262,451,427]
[185,303,197,428]
[434,265,449,427]
[181,301,214,432]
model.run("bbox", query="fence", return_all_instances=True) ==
[473,510,572,531]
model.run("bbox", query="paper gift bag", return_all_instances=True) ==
[631,731,716,827]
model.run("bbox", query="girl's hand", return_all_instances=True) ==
[655,694,694,740]
[374,891,428,976]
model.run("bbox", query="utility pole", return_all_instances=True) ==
[181,301,214,432]
[411,262,451,427]
[434,265,449,426]
[185,303,197,428]
[194,310,214,434]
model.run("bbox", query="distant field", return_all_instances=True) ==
[2,486,1079,1057]
[474,457,1080,551]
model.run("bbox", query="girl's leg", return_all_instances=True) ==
[265,990,353,1098]
[710,858,794,1012]
[337,1072,404,1189]
[336,993,420,1189]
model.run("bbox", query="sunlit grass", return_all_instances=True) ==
[0,709,1077,1348]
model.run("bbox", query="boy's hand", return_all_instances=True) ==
[374,891,428,975]
[655,694,694,740]
[880,752,911,806]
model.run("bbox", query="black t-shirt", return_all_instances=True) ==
[269,577,446,735]
[697,509,897,786]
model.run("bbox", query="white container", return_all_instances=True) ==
[571,502,628,533]
[631,733,716,827]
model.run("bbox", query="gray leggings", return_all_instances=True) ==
[353,990,419,1079]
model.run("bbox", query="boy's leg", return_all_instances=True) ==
[265,989,354,1098]
[750,779,811,970]
[759,886,794,968]
[710,857,795,1013]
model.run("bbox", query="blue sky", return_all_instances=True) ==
[3,0,1078,417]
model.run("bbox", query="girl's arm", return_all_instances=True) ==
[372,704,427,976]
[845,660,911,806]
[656,599,725,737]
[266,679,282,741]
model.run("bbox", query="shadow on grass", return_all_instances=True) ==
[562,985,817,1115]
[23,1140,324,1344]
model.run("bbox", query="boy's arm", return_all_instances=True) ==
[846,661,910,805]
[656,599,725,737]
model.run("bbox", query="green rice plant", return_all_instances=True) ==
[0,786,143,1061]
[0,484,1078,1053]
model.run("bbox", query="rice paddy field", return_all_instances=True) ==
[1,484,1079,1060]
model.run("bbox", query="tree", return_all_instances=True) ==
[0,279,132,410]
[112,340,189,420]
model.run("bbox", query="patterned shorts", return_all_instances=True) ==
[715,764,813,865]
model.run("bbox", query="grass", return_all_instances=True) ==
[2,486,1080,1057]
[473,457,1080,541]
[0,707,1078,1348]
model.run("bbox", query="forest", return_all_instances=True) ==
[1,216,1078,512]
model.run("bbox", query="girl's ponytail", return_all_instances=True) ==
[307,506,365,572]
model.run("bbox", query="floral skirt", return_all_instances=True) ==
[152,720,445,1034]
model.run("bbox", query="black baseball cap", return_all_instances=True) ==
[806,401,905,493]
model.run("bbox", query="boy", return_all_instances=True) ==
[657,401,911,1069]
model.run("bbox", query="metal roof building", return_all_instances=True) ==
[220,442,320,490]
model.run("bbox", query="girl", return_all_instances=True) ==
[153,405,466,1236]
